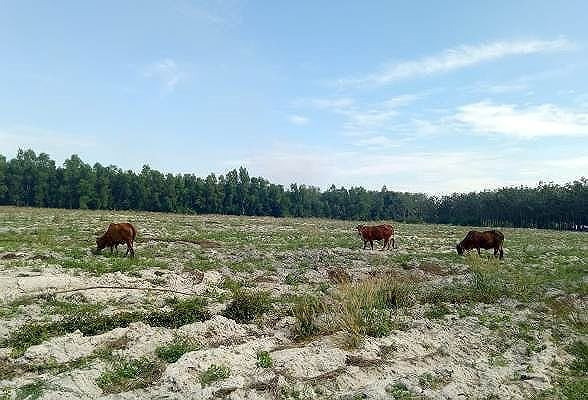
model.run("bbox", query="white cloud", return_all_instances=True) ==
[306,94,421,136]
[288,115,309,125]
[545,156,588,170]
[353,136,398,148]
[0,126,97,163]
[240,145,586,194]
[338,38,573,87]
[308,97,355,111]
[143,59,183,91]
[452,101,588,138]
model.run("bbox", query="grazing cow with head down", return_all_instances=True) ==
[357,224,395,250]
[456,230,504,259]
[95,222,137,258]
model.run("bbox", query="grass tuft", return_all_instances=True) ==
[222,290,272,324]
[199,364,230,387]
[156,337,200,363]
[96,357,164,394]
[256,350,273,368]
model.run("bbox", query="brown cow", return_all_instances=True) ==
[456,230,504,259]
[357,224,395,250]
[95,223,137,258]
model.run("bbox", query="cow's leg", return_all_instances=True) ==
[499,247,504,260]
[125,239,134,258]
[363,240,367,250]
[380,238,388,251]
[370,240,374,250]
[391,237,395,249]
[477,247,481,256]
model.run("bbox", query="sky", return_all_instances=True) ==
[1,0,587,193]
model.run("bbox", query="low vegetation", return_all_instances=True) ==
[0,207,586,399]
[256,351,273,368]
[222,289,272,324]
[156,337,200,363]
[199,364,231,387]
[96,357,165,394]
[1,296,209,355]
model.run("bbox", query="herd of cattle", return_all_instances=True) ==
[356,224,504,259]
[95,222,505,260]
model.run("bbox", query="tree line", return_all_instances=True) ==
[0,149,586,230]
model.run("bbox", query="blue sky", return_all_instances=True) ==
[1,1,587,193]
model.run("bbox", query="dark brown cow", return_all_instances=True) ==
[95,223,137,258]
[456,230,504,259]
[356,224,395,250]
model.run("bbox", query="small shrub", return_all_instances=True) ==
[256,351,273,368]
[385,383,413,399]
[285,272,306,285]
[422,267,509,305]
[569,341,588,376]
[147,296,210,328]
[335,277,416,346]
[156,337,200,363]
[15,381,44,400]
[291,295,322,340]
[424,304,451,319]
[96,357,164,394]
[199,364,230,387]
[222,290,272,323]
[221,277,245,293]
[418,370,452,389]
[559,376,588,400]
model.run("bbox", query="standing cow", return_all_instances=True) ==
[456,230,504,259]
[357,224,395,250]
[95,222,137,258]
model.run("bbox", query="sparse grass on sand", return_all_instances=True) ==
[0,206,586,399]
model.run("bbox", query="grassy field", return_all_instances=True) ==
[0,206,586,399]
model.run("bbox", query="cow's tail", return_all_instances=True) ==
[494,230,504,259]
[130,224,137,242]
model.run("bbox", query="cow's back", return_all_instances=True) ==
[104,223,135,243]
[462,230,502,248]
[361,224,393,240]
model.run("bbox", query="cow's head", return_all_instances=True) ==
[456,243,464,255]
[95,236,106,253]
[356,225,364,237]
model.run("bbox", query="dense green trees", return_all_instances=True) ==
[0,149,586,230]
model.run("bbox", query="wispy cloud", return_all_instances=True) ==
[338,37,574,87]
[288,114,309,125]
[0,126,97,163]
[308,97,355,111]
[352,136,398,148]
[239,145,584,193]
[143,59,183,91]
[306,94,421,136]
[452,101,588,138]
[174,0,243,28]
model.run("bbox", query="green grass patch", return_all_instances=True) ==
[199,364,230,387]
[96,357,164,394]
[15,381,44,400]
[2,297,209,355]
[222,290,272,323]
[424,303,451,320]
[156,337,200,363]
[256,351,273,368]
[291,295,322,341]
[569,341,588,376]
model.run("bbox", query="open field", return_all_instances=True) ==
[0,206,586,400]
